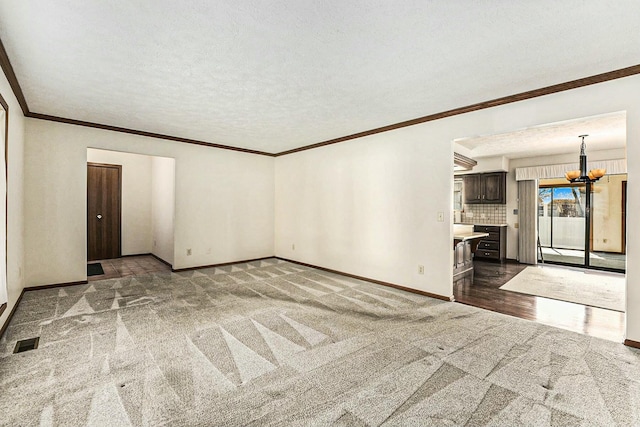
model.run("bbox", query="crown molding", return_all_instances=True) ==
[453,152,478,171]
[0,36,276,156]
[0,38,28,115]
[1,33,639,157]
[27,112,276,157]
[274,64,640,156]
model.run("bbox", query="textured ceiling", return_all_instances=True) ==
[455,111,626,159]
[0,1,639,153]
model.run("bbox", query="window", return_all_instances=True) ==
[453,179,463,211]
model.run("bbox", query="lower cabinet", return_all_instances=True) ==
[473,225,506,262]
[453,240,473,278]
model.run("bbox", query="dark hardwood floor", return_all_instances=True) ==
[454,260,625,343]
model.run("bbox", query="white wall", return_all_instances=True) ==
[276,132,453,297]
[151,156,175,265]
[0,74,25,331]
[87,148,153,256]
[275,75,640,343]
[24,119,274,286]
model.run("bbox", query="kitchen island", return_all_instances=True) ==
[453,224,489,279]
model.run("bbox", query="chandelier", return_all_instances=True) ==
[565,135,606,182]
[563,134,605,268]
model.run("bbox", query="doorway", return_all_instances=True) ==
[87,162,122,261]
[86,148,176,275]
[451,111,627,343]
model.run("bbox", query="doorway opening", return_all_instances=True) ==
[86,148,175,279]
[451,111,627,342]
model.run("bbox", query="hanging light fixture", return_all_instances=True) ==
[565,135,606,183]
[564,134,605,268]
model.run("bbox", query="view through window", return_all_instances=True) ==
[538,175,626,271]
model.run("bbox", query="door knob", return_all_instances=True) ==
[97,214,102,220]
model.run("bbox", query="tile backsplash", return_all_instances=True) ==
[459,204,507,225]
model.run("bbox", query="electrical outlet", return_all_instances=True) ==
[480,213,486,219]
[292,244,295,250]
[418,265,424,274]
[153,239,157,247]
[186,248,192,256]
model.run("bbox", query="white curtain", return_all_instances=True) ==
[515,159,625,181]
[518,180,538,265]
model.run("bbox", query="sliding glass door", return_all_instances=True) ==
[538,185,586,267]
[538,175,626,272]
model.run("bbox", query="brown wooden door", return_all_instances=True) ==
[87,163,122,261]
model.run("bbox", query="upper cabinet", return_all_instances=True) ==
[462,174,482,203]
[462,172,506,204]
[482,172,506,203]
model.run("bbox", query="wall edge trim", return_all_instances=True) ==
[624,339,640,349]
[24,280,89,291]
[276,257,453,302]
[0,289,24,339]
[171,256,275,272]
[119,253,152,258]
[28,112,276,157]
[0,279,98,338]
[150,253,173,268]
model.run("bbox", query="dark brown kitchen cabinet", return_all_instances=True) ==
[482,172,506,203]
[462,174,482,203]
[473,225,507,262]
[462,172,506,204]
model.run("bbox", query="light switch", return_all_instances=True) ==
[437,212,444,222]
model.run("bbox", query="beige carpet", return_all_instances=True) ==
[3,259,640,425]
[500,265,625,311]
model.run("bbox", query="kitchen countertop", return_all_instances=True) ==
[455,223,507,227]
[453,231,490,242]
